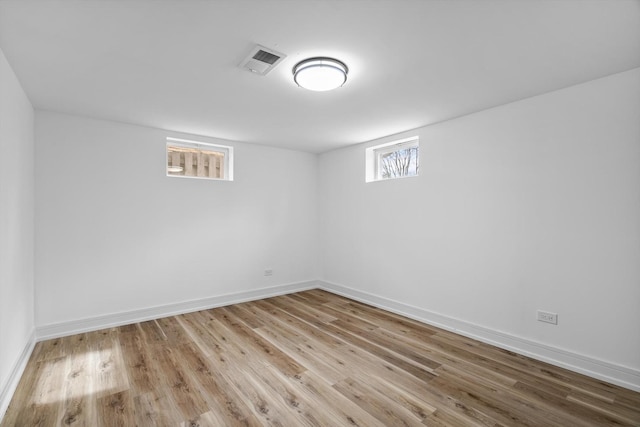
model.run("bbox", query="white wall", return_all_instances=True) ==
[0,48,35,415]
[35,112,318,327]
[319,69,640,383]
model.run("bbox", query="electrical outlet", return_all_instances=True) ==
[264,269,273,276]
[537,310,558,325]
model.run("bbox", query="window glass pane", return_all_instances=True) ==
[365,136,419,183]
[167,145,225,178]
[166,137,233,181]
[378,146,419,179]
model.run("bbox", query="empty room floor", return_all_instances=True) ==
[2,289,639,426]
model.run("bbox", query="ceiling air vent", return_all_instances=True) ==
[239,45,286,76]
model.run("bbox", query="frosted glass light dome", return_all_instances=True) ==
[293,57,348,92]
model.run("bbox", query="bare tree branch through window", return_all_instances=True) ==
[379,146,419,179]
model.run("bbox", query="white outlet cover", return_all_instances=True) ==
[537,310,558,325]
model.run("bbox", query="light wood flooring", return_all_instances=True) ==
[2,289,639,426]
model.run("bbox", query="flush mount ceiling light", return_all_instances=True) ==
[293,57,348,92]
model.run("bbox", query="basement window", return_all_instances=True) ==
[166,137,234,181]
[365,137,419,182]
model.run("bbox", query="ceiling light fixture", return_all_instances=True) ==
[293,57,348,92]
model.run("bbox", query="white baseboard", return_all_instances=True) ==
[318,280,640,392]
[36,280,318,341]
[0,329,36,422]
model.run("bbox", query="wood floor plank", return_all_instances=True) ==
[423,408,497,427]
[358,374,436,422]
[429,331,623,402]
[138,319,167,343]
[287,370,388,427]
[175,342,257,425]
[133,391,185,426]
[277,295,338,323]
[59,346,96,426]
[236,359,341,427]
[218,363,306,427]
[2,290,639,426]
[293,289,335,304]
[333,376,425,427]
[29,337,66,362]
[615,392,640,412]
[209,306,306,378]
[90,329,130,400]
[97,390,135,427]
[252,299,344,348]
[567,391,640,425]
[319,320,438,384]
[256,299,439,395]
[225,302,268,329]
[156,315,193,346]
[513,381,630,426]
[326,300,440,344]
[371,326,519,388]
[332,317,442,371]
[3,357,65,426]
[154,345,210,422]
[432,366,594,427]
[117,327,157,395]
[176,310,228,359]
[253,325,348,384]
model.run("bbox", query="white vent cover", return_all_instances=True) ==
[239,45,286,76]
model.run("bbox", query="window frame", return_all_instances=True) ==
[366,136,419,182]
[166,137,234,181]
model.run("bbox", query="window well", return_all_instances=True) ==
[166,137,233,181]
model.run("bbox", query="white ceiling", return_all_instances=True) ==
[1,0,639,153]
